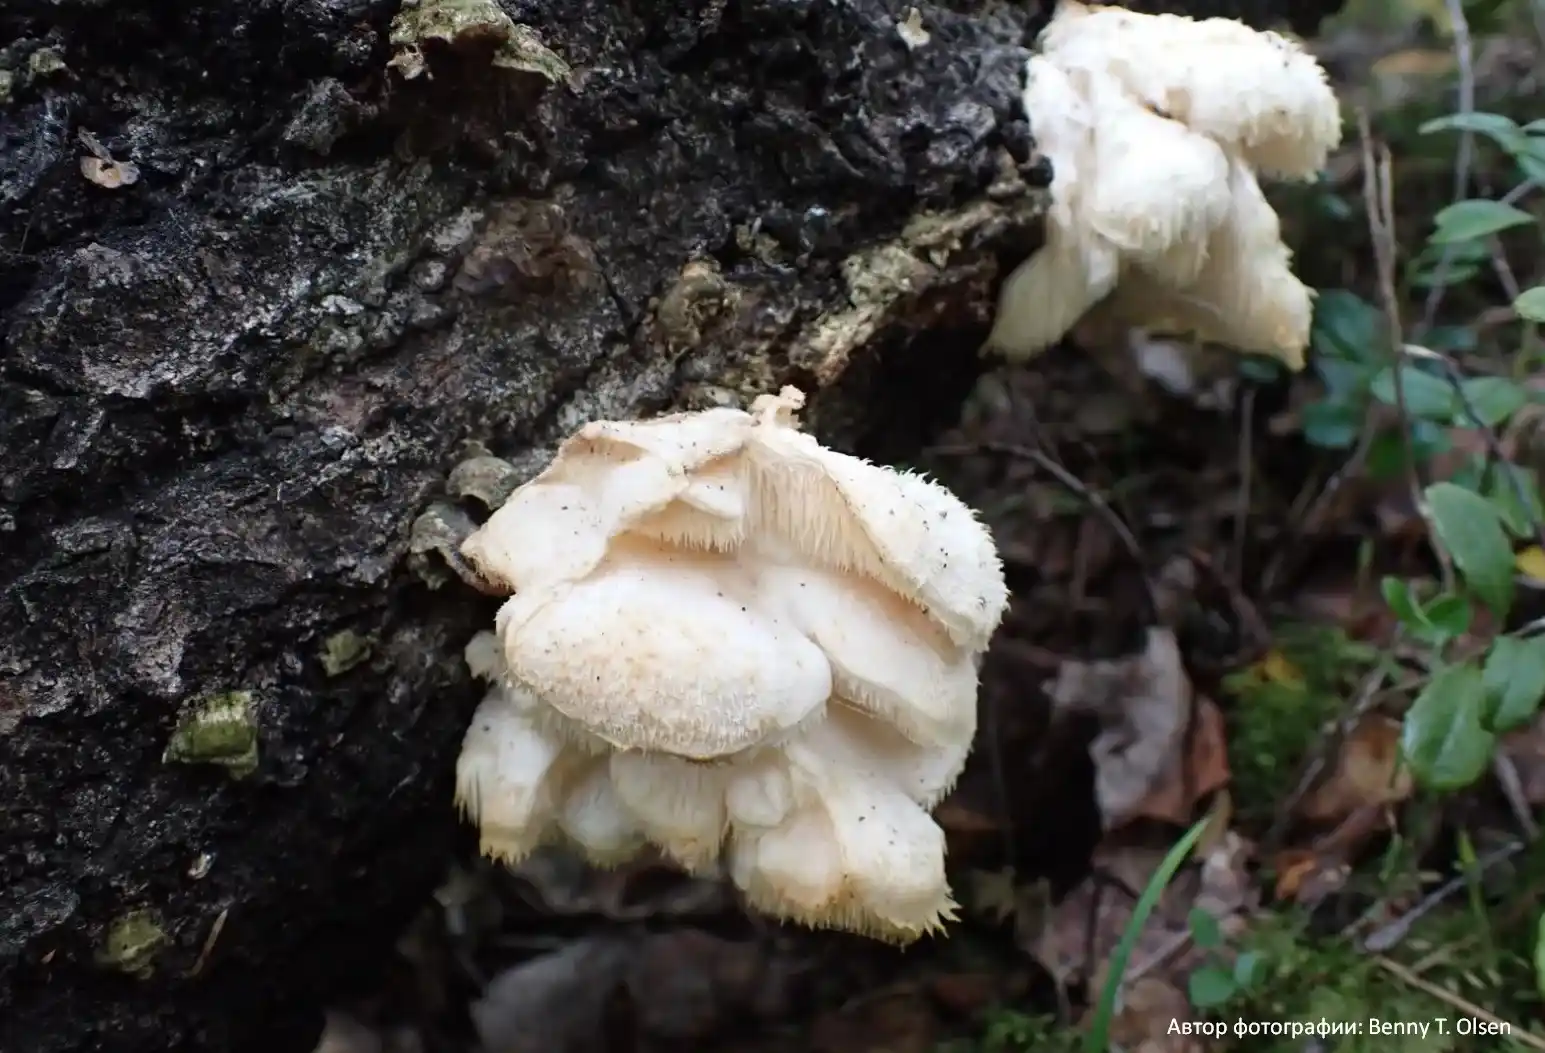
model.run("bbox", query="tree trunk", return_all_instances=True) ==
[0,1,1330,1050]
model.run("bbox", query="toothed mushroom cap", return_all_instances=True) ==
[1043,2,1342,180]
[983,0,1340,367]
[453,386,1008,941]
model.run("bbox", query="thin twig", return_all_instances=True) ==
[1261,644,1403,857]
[1426,349,1545,555]
[1360,113,1456,591]
[1374,955,1545,1049]
[1262,419,1381,594]
[1414,0,1479,339]
[929,439,1160,622]
[1360,839,1525,952]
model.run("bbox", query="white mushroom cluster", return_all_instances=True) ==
[985,0,1343,369]
[454,386,1009,942]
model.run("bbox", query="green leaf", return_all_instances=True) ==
[1301,399,1363,448]
[1484,464,1545,538]
[1419,112,1523,151]
[1457,376,1528,427]
[1514,143,1545,186]
[1429,199,1535,245]
[1188,965,1236,1009]
[1086,818,1211,1053]
[1515,286,1545,324]
[1380,579,1470,643]
[1188,907,1223,950]
[1427,324,1479,354]
[1310,290,1382,363]
[1400,660,1497,792]
[1237,355,1285,384]
[1425,481,1516,618]
[1381,576,1424,627]
[1422,593,1474,638]
[1411,260,1482,289]
[1482,636,1545,732]
[1368,365,1458,418]
[1232,950,1263,989]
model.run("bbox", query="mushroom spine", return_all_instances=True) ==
[984,0,1343,369]
[453,385,1009,942]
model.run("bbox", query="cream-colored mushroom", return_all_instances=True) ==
[453,385,1008,941]
[984,0,1342,370]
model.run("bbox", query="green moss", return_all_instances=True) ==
[320,629,373,677]
[1221,622,1376,822]
[95,909,168,979]
[27,48,67,79]
[934,1007,1078,1053]
[162,690,259,778]
[1220,896,1545,1052]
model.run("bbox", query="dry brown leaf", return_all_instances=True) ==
[1126,697,1232,827]
[1299,715,1413,822]
[1029,830,1258,998]
[1271,848,1351,905]
[1048,627,1196,829]
[1110,977,1215,1053]
[1271,804,1386,905]
[1500,716,1545,805]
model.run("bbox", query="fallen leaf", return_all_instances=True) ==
[1500,715,1545,805]
[1048,628,1197,828]
[1109,977,1211,1053]
[1125,697,1232,827]
[1256,649,1305,688]
[1270,805,1385,906]
[1298,715,1413,822]
[1271,848,1352,906]
[1029,830,1259,1001]
[1517,546,1545,584]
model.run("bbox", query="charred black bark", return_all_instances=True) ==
[0,1,1333,1051]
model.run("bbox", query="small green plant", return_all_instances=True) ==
[1085,817,1212,1053]
[1380,481,1545,794]
[1185,907,1266,1010]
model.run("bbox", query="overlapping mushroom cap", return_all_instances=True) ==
[984,0,1342,368]
[454,386,1009,941]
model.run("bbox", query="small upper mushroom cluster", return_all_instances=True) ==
[984,0,1343,370]
[454,386,1009,941]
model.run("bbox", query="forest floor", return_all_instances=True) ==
[312,3,1545,1051]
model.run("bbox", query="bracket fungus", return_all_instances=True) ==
[984,0,1342,370]
[454,386,1009,941]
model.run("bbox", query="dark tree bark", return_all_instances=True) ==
[0,1,1336,1051]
